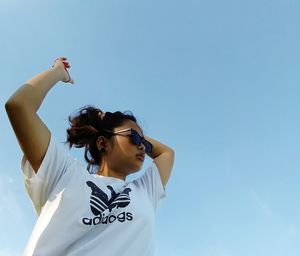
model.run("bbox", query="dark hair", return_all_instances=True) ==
[66,105,138,172]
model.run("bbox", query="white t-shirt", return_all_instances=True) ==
[21,135,166,256]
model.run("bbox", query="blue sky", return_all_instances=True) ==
[1,0,300,255]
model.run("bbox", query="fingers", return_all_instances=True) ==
[60,57,71,68]
[69,78,75,84]
[53,57,75,84]
[62,67,75,84]
[55,57,70,67]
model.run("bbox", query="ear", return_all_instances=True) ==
[96,136,108,151]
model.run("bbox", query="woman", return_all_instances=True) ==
[5,57,175,256]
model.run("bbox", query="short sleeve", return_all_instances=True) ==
[136,162,166,210]
[21,134,76,215]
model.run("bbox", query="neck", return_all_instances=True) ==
[97,161,126,181]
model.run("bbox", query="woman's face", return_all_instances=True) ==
[106,120,146,175]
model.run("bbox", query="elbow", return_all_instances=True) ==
[170,149,175,161]
[168,148,175,164]
[5,88,29,112]
[5,92,19,107]
[5,84,30,112]
[164,148,175,160]
[167,147,175,155]
[5,98,19,113]
[5,101,16,120]
[5,97,25,117]
[5,99,15,113]
[160,146,174,157]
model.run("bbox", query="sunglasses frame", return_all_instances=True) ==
[111,128,153,154]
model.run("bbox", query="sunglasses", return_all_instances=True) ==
[110,128,153,154]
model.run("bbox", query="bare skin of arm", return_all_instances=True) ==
[145,136,175,187]
[5,57,73,173]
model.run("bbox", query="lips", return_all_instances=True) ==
[136,153,145,161]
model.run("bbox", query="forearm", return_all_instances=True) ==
[6,68,62,112]
[145,136,175,186]
[145,136,174,159]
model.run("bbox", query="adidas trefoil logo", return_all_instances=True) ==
[82,181,133,225]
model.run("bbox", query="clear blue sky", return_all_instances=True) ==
[1,0,300,255]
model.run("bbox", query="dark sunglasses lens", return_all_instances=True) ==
[130,129,152,153]
[130,129,141,145]
[143,140,153,154]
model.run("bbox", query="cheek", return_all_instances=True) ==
[114,137,135,156]
[111,139,143,171]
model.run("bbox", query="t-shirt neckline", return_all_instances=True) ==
[93,174,128,184]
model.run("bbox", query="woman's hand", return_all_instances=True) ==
[52,57,74,84]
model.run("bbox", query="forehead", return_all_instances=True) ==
[115,120,143,136]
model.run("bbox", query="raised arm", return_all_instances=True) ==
[145,136,175,187]
[5,57,73,173]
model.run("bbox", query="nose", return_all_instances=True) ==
[138,143,145,152]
